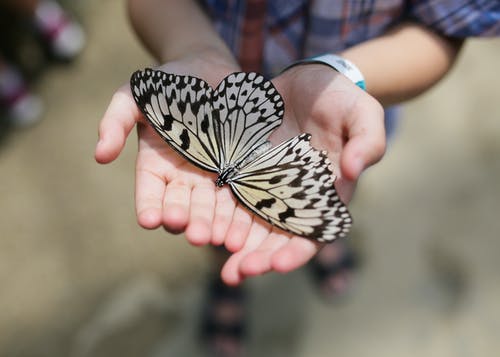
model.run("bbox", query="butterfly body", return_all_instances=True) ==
[215,164,238,187]
[130,68,352,243]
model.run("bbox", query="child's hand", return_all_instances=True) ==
[95,55,239,237]
[219,65,386,285]
[95,60,385,286]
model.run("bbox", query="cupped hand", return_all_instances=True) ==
[95,54,240,243]
[219,65,386,285]
[95,59,385,286]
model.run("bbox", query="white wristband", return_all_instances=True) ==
[282,54,366,91]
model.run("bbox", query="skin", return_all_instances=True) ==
[95,0,462,285]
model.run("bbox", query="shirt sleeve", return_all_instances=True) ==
[407,0,500,37]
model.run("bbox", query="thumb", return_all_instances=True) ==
[341,96,386,181]
[95,85,142,164]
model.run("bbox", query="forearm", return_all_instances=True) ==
[341,23,463,106]
[127,0,237,66]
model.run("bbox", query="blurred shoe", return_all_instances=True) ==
[34,0,86,61]
[0,65,43,127]
[308,240,359,303]
[200,275,247,357]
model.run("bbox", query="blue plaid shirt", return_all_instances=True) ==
[201,0,500,75]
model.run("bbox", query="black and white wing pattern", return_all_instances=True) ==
[130,68,352,242]
[212,72,284,168]
[229,134,352,242]
[130,69,220,172]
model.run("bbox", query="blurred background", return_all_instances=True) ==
[0,1,499,356]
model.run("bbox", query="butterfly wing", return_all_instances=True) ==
[229,133,352,242]
[130,68,220,172]
[212,72,284,168]
[130,70,352,241]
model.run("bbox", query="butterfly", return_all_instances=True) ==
[130,69,352,243]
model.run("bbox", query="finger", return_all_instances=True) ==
[224,205,253,253]
[135,162,166,230]
[185,183,216,246]
[162,181,191,234]
[341,96,386,181]
[238,230,290,277]
[95,85,142,164]
[271,236,321,273]
[211,187,237,246]
[220,221,270,286]
[135,124,173,229]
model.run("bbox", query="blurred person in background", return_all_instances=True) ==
[96,1,499,356]
[0,0,85,127]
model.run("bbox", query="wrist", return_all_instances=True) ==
[160,39,236,62]
[157,46,240,88]
[282,54,366,91]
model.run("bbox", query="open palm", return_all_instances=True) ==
[95,60,385,285]
[220,65,385,284]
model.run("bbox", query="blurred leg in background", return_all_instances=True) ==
[0,0,85,127]
[201,248,247,357]
[0,56,43,126]
[309,239,359,301]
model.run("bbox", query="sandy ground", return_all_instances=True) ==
[1,2,499,356]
